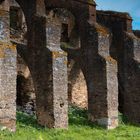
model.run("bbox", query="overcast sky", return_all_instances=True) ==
[96,0,140,30]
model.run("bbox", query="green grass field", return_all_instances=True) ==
[0,106,140,140]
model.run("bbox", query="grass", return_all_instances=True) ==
[0,106,140,140]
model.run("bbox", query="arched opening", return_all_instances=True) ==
[68,60,88,109]
[10,0,35,115]
[16,54,35,114]
[53,8,88,109]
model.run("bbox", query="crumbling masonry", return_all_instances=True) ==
[0,0,139,131]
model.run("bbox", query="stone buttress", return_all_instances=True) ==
[78,4,118,129]
[29,12,68,128]
[0,0,17,131]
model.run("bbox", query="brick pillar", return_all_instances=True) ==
[123,32,140,124]
[31,16,68,128]
[80,23,118,129]
[0,1,17,131]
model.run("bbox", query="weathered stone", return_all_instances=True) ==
[29,13,68,128]
[79,22,118,129]
[97,10,140,124]
[0,3,17,131]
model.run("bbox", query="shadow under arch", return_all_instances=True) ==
[58,9,88,109]
[16,53,36,114]
[10,0,36,115]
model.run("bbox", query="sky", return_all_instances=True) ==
[96,0,140,30]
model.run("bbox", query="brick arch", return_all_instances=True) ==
[9,1,35,113]
[45,0,96,17]
[15,0,96,32]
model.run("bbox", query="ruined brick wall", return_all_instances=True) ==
[16,8,88,110]
[0,0,121,131]
[97,10,140,124]
[50,8,88,109]
[96,10,133,112]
